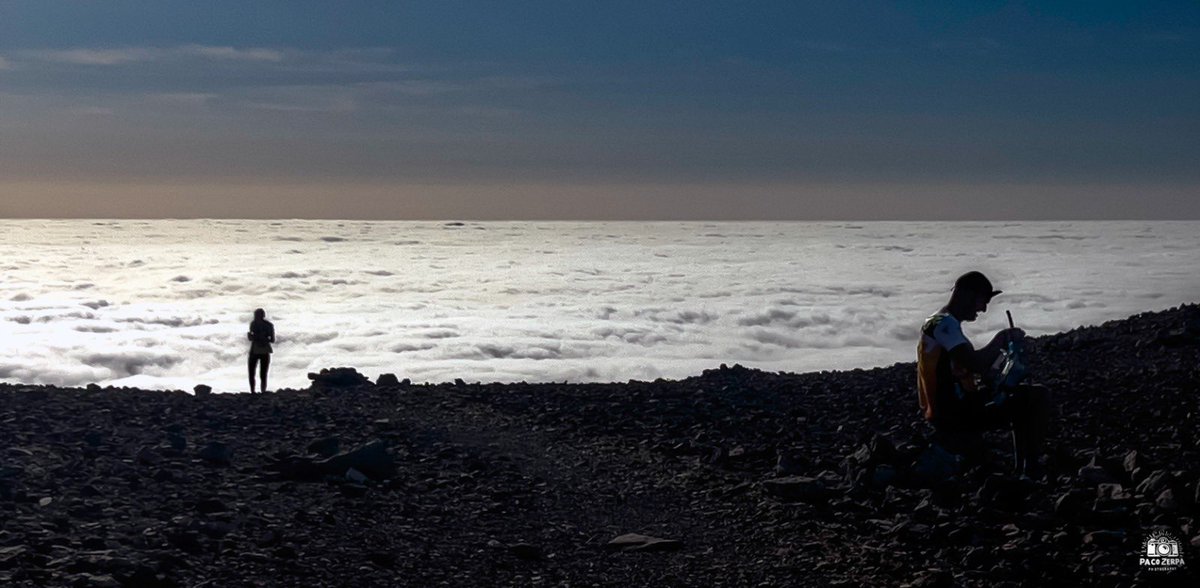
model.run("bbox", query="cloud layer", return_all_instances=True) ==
[1,220,1197,391]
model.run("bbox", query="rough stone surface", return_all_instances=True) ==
[375,373,401,387]
[0,305,1197,586]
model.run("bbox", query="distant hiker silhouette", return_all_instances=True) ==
[917,271,1052,480]
[248,308,275,393]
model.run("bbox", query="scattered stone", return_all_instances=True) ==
[273,545,298,559]
[1122,450,1141,476]
[508,543,542,560]
[762,476,831,503]
[775,449,809,476]
[306,437,340,458]
[192,385,212,397]
[70,573,121,588]
[194,498,228,514]
[367,551,396,568]
[911,444,960,486]
[317,440,395,480]
[375,373,401,387]
[906,568,953,588]
[339,483,368,498]
[851,433,898,466]
[136,447,163,466]
[871,464,898,488]
[1155,488,1179,511]
[1077,457,1116,486]
[165,432,187,453]
[0,303,1197,586]
[1082,530,1126,547]
[1053,490,1090,520]
[1136,470,1170,497]
[197,442,232,466]
[605,533,682,553]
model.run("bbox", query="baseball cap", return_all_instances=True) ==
[954,271,1003,300]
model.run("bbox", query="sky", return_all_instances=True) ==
[0,1,1197,219]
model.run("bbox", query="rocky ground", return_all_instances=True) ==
[2,304,1199,587]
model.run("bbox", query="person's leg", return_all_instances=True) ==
[933,406,988,466]
[1009,385,1051,476]
[247,354,258,393]
[259,354,270,393]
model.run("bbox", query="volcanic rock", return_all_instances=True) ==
[762,476,831,503]
[1136,470,1171,497]
[306,437,340,458]
[136,447,163,466]
[307,368,371,389]
[375,373,401,387]
[316,440,395,480]
[0,304,1197,586]
[775,449,810,476]
[197,442,232,466]
[605,533,682,553]
[508,543,542,560]
[1077,457,1117,486]
[166,432,187,453]
[1155,488,1179,511]
[911,444,960,487]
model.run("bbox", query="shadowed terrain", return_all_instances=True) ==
[1,305,1198,586]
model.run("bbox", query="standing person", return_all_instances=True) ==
[917,271,1052,479]
[247,308,275,393]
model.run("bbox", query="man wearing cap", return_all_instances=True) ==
[917,271,1051,479]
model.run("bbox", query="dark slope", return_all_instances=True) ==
[1,304,1198,587]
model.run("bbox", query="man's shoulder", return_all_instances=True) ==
[921,312,956,335]
[924,312,968,347]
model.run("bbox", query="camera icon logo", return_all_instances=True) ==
[1140,530,1185,572]
[1147,537,1179,557]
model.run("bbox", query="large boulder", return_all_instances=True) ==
[307,367,372,389]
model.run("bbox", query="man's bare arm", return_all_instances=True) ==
[947,342,997,374]
[948,328,1024,374]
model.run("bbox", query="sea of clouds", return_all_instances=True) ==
[1,220,1197,392]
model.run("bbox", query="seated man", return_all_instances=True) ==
[917,271,1052,479]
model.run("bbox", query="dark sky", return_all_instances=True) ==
[1,1,1197,219]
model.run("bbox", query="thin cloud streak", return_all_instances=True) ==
[12,45,288,66]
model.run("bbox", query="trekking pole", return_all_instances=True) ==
[1006,310,1014,329]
